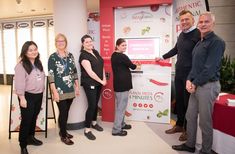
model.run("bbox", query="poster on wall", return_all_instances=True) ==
[9,77,47,134]
[87,12,100,51]
[172,0,208,43]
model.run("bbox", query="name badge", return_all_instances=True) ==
[62,75,70,81]
[90,86,95,89]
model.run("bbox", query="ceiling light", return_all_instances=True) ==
[16,0,22,4]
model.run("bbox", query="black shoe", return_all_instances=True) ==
[112,130,128,136]
[91,124,104,132]
[27,136,43,146]
[61,137,74,145]
[66,133,73,139]
[59,132,73,139]
[21,148,29,154]
[199,150,214,154]
[84,131,96,140]
[172,143,195,153]
[122,124,132,130]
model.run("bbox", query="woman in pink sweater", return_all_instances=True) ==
[14,41,45,154]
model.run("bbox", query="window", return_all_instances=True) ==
[0,17,53,84]
[0,25,3,74]
[17,22,31,58]
[32,20,48,74]
[3,23,17,74]
[48,19,55,55]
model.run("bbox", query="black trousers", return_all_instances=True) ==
[83,85,102,128]
[175,74,190,129]
[56,98,73,138]
[19,92,43,148]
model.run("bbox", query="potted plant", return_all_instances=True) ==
[220,55,235,94]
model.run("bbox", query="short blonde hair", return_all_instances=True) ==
[55,33,68,48]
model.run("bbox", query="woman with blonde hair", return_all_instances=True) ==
[48,33,79,145]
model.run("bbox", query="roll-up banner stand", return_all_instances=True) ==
[8,76,55,139]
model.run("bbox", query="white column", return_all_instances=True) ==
[53,0,88,129]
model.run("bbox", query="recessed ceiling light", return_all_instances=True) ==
[16,0,22,4]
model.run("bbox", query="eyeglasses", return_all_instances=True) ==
[56,40,65,43]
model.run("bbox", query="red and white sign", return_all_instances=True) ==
[125,38,160,59]
[126,61,171,123]
[100,0,173,122]
[172,0,208,43]
[10,78,47,132]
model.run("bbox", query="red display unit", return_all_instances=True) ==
[100,0,172,122]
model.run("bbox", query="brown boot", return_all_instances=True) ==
[179,131,187,141]
[165,125,184,134]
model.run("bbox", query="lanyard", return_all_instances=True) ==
[61,57,68,71]
[57,52,68,71]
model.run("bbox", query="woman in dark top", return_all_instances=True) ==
[15,41,45,154]
[111,38,140,136]
[79,34,106,140]
[48,33,79,145]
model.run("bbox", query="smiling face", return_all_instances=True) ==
[25,44,38,61]
[82,37,94,51]
[55,35,67,51]
[179,12,195,32]
[197,13,215,37]
[116,41,127,53]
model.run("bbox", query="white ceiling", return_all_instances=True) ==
[0,0,99,19]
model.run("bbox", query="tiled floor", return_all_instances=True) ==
[0,85,190,154]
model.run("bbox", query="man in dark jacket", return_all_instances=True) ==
[157,10,200,141]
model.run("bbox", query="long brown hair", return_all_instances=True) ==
[20,41,43,74]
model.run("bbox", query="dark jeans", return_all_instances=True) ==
[83,85,102,128]
[19,92,43,148]
[56,98,73,137]
[175,74,190,129]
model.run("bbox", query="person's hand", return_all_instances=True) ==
[186,80,196,93]
[52,90,60,102]
[155,57,163,61]
[101,79,107,86]
[136,63,141,70]
[75,86,80,96]
[20,98,27,108]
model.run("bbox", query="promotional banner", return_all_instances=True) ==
[100,0,173,122]
[126,61,171,123]
[172,0,208,43]
[9,77,47,133]
[114,6,172,123]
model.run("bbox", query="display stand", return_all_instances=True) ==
[8,76,55,139]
